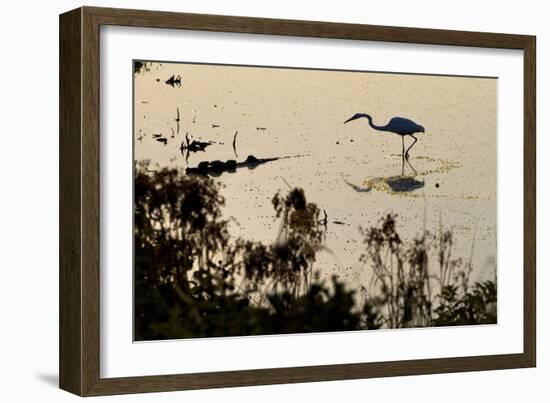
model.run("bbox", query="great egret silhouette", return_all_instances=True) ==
[344,113,425,158]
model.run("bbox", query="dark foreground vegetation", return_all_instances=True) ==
[134,163,496,341]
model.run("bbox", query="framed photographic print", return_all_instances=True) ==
[59,6,536,396]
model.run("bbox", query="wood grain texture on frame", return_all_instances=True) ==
[59,6,536,396]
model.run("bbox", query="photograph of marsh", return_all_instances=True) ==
[133,60,497,341]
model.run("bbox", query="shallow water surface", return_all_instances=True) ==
[134,62,497,288]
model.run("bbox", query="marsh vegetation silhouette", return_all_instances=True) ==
[175,108,181,134]
[166,74,182,87]
[134,61,146,74]
[134,164,496,340]
[344,113,425,158]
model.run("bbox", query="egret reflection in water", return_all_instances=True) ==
[365,156,425,194]
[345,180,371,193]
[386,176,425,193]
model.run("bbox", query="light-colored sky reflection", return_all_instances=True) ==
[134,61,497,288]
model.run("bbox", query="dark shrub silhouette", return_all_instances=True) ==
[134,163,365,340]
[433,281,497,326]
[360,213,496,329]
[134,164,496,340]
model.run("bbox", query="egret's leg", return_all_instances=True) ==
[405,155,418,175]
[401,136,405,156]
[405,135,418,159]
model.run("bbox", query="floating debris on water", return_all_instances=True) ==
[180,132,213,155]
[183,140,211,153]
[165,74,182,87]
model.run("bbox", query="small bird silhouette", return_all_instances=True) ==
[344,113,425,158]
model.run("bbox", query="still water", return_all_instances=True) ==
[134,61,497,287]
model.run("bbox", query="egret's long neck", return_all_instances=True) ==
[365,115,389,132]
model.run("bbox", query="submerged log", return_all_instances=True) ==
[186,154,288,176]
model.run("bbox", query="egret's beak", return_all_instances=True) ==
[344,115,360,124]
[344,113,368,124]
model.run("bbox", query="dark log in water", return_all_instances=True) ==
[186,154,293,176]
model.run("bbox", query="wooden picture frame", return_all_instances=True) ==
[59,6,536,396]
